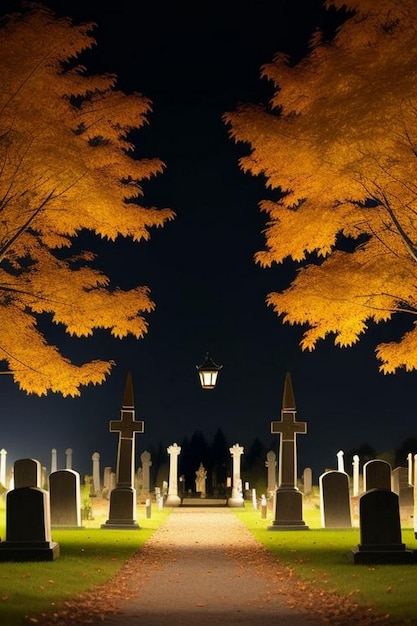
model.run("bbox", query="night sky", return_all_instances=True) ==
[1,0,416,483]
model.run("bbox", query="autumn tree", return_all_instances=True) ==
[224,0,417,373]
[0,4,174,396]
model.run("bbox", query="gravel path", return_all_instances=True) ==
[40,507,400,626]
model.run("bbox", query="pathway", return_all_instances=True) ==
[44,507,395,625]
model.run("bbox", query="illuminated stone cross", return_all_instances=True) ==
[269,371,309,531]
[109,381,144,488]
[102,372,144,530]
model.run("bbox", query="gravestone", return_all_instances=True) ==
[65,448,73,470]
[319,471,352,528]
[352,489,414,564]
[102,372,144,529]
[49,469,82,527]
[392,466,414,523]
[336,450,345,473]
[166,443,181,506]
[0,459,59,561]
[266,450,277,493]
[363,459,391,491]
[352,454,360,496]
[140,450,152,495]
[50,448,58,473]
[268,372,308,530]
[14,458,42,489]
[228,444,244,507]
[302,467,312,495]
[92,452,101,494]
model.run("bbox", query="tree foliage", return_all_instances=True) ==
[0,4,174,395]
[224,0,417,373]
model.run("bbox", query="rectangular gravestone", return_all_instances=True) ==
[351,489,414,564]
[363,459,391,491]
[49,469,82,527]
[14,458,42,489]
[0,486,59,561]
[319,471,352,528]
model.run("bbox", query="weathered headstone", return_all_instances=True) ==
[65,448,73,470]
[50,448,58,474]
[140,450,152,495]
[302,467,312,495]
[101,372,144,529]
[266,450,277,494]
[92,452,101,494]
[352,454,360,496]
[166,443,181,506]
[363,459,391,491]
[228,444,244,507]
[14,458,42,489]
[268,372,308,530]
[319,470,352,528]
[49,469,82,527]
[0,459,59,561]
[392,466,414,523]
[352,489,414,564]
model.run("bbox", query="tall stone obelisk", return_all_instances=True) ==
[268,372,309,530]
[102,372,144,529]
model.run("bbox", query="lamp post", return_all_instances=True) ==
[196,352,222,389]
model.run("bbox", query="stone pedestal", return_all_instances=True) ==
[102,487,139,529]
[268,488,309,530]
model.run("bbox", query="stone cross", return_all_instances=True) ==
[109,374,144,488]
[102,372,143,529]
[271,372,306,489]
[268,371,309,531]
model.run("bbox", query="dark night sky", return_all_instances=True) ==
[1,0,416,483]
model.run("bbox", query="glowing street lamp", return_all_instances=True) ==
[196,352,223,390]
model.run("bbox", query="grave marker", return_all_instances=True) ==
[268,372,308,530]
[49,469,82,527]
[319,470,352,528]
[101,372,143,529]
[352,489,414,564]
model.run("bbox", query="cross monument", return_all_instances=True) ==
[268,371,309,530]
[102,372,144,529]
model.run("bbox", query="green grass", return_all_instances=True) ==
[235,505,417,624]
[0,498,170,625]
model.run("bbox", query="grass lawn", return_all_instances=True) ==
[235,504,417,624]
[0,497,170,625]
